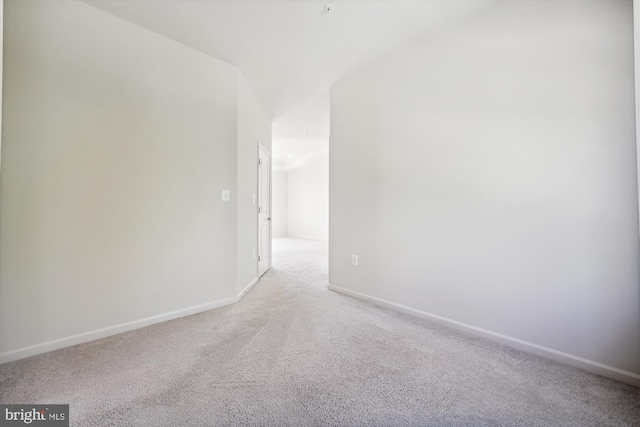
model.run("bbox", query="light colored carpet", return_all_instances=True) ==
[1,237,639,426]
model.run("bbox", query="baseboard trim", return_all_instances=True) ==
[237,277,259,302]
[327,284,640,388]
[0,296,237,365]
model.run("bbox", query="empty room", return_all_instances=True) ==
[1,0,639,426]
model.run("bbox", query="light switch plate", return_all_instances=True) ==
[222,189,230,202]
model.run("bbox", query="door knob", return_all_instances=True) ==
[267,218,271,221]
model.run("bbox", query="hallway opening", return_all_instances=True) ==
[271,139,328,242]
[270,90,330,272]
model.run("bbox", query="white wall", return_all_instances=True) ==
[330,0,640,383]
[236,72,271,295]
[272,171,289,237]
[0,0,3,170]
[273,91,330,139]
[635,0,640,237]
[288,153,329,241]
[0,0,241,360]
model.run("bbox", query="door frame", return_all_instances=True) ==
[258,143,272,276]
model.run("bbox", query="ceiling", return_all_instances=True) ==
[83,0,496,119]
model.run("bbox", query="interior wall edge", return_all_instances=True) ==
[237,277,259,303]
[327,284,640,388]
[0,295,243,365]
[0,275,265,365]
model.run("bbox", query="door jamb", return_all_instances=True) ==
[258,143,272,272]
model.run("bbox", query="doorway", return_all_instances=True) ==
[270,90,329,276]
[258,145,271,277]
[270,138,329,240]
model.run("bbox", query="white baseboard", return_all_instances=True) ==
[327,284,640,388]
[0,278,265,365]
[237,277,259,302]
[0,296,237,365]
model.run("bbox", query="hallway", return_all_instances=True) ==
[1,238,639,426]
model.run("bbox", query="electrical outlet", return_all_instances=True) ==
[352,255,358,266]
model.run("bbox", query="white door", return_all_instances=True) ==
[258,146,271,277]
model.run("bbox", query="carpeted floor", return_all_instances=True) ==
[1,237,639,426]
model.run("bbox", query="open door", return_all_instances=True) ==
[258,145,271,277]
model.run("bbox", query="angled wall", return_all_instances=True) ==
[330,0,640,385]
[0,0,244,361]
[237,72,272,296]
